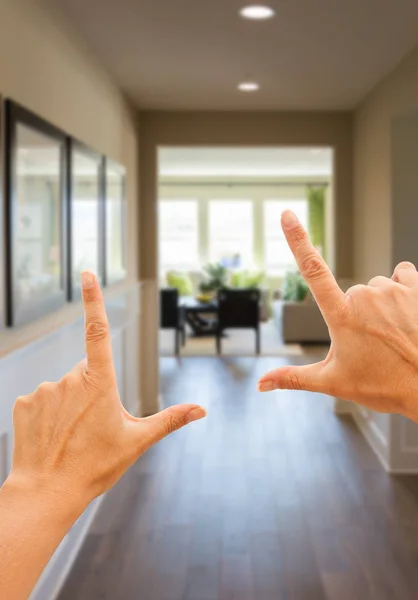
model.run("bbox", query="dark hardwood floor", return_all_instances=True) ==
[58,356,418,600]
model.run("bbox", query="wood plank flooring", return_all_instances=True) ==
[58,356,418,600]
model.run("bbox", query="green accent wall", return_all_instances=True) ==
[307,185,326,257]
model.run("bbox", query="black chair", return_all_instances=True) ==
[216,288,260,355]
[160,288,185,355]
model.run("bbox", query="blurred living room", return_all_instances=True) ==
[2,0,418,599]
[159,146,334,358]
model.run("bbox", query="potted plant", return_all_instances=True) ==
[198,262,228,302]
[282,271,310,302]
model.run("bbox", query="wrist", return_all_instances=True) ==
[1,471,88,528]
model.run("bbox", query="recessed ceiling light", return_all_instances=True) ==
[238,81,260,92]
[240,5,276,20]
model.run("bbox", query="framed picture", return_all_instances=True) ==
[0,95,5,331]
[68,140,104,300]
[104,159,127,286]
[4,100,67,327]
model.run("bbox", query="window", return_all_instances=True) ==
[209,200,253,268]
[264,199,308,274]
[159,200,199,271]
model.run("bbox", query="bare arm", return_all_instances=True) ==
[258,210,418,422]
[0,272,206,600]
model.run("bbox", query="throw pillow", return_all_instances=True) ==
[166,271,194,296]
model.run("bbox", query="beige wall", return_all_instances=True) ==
[353,46,418,472]
[0,0,140,353]
[354,45,418,281]
[139,111,353,412]
[0,0,139,284]
[139,111,353,280]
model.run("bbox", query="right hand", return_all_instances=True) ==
[258,211,418,422]
[8,271,206,514]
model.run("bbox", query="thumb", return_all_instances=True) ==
[257,362,327,393]
[139,404,207,446]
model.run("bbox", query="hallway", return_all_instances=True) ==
[59,357,418,600]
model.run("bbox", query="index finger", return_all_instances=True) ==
[281,210,345,318]
[81,271,115,381]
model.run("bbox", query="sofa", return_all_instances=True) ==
[273,298,330,343]
[272,279,353,344]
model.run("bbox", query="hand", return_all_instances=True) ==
[258,211,418,422]
[8,272,206,515]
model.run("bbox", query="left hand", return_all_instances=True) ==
[8,271,206,514]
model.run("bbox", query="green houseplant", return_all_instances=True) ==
[307,185,326,256]
[283,271,310,302]
[199,263,228,295]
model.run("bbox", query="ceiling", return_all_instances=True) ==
[159,147,333,178]
[50,0,418,111]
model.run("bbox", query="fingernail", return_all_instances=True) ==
[185,407,207,424]
[81,271,96,289]
[281,210,299,229]
[258,380,278,392]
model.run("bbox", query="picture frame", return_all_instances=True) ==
[68,139,104,301]
[0,95,5,331]
[103,158,127,286]
[4,100,68,327]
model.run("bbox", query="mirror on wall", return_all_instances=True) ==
[69,141,104,300]
[104,159,127,286]
[4,101,67,327]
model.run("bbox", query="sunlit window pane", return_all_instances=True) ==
[159,201,199,271]
[209,200,253,268]
[264,200,308,274]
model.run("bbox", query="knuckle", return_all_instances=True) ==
[345,284,366,297]
[291,226,307,246]
[396,261,415,270]
[164,413,184,435]
[85,320,110,345]
[82,287,100,304]
[35,381,55,396]
[300,253,325,280]
[13,395,31,420]
[335,299,351,323]
[287,372,302,391]
[14,394,30,410]
[58,374,75,394]
[368,276,385,286]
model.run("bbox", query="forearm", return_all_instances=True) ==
[0,475,83,600]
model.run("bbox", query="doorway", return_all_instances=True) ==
[157,146,334,358]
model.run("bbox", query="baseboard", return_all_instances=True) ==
[352,408,391,472]
[332,397,353,415]
[29,495,104,600]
